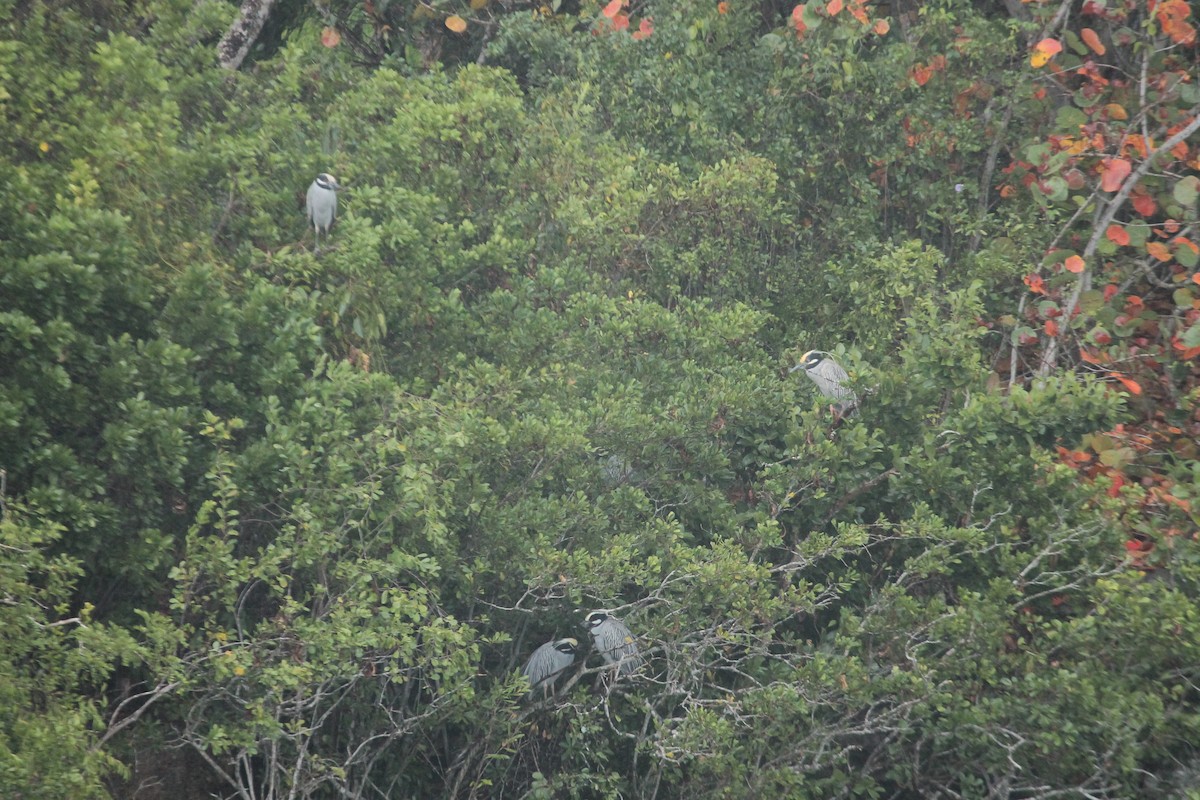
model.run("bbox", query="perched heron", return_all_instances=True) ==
[306,172,340,248]
[790,350,858,416]
[583,609,642,677]
[521,637,578,698]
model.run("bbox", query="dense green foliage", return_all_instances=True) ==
[2,0,1199,798]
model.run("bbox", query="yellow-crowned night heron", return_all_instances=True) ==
[521,637,578,698]
[790,350,858,416]
[583,609,642,677]
[306,173,340,248]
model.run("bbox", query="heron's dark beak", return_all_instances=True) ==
[788,363,805,374]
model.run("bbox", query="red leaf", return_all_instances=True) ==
[632,17,653,39]
[1105,224,1130,246]
[1044,319,1060,336]
[321,27,341,47]
[1064,254,1086,273]
[602,0,624,18]
[612,12,630,30]
[826,0,843,15]
[1132,191,1157,217]
[1100,158,1131,192]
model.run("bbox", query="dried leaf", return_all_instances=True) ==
[445,15,467,32]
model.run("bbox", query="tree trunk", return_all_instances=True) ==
[218,0,278,70]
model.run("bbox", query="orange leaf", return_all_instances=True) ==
[826,0,843,15]
[717,1,729,12]
[1104,103,1128,120]
[602,0,623,18]
[872,18,890,35]
[1031,37,1061,68]
[320,26,341,47]
[1080,27,1106,54]
[612,12,629,30]
[632,17,653,39]
[911,64,933,86]
[1099,157,1131,192]
[1044,319,1060,336]
[445,14,467,32]
[1124,134,1150,159]
[1113,374,1142,394]
[1064,254,1086,273]
[1147,241,1172,262]
[1079,348,1107,365]
[1106,224,1130,246]
[1173,237,1199,257]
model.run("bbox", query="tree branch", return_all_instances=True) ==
[1037,109,1200,375]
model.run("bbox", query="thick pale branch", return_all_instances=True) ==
[218,0,278,70]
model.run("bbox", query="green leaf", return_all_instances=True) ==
[1055,106,1087,129]
[1173,175,1200,207]
[1079,290,1105,314]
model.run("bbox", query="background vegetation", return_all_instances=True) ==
[2,0,1199,797]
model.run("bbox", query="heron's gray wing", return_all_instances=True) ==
[595,619,642,676]
[810,358,855,401]
[522,642,554,690]
[305,182,317,222]
[523,641,575,693]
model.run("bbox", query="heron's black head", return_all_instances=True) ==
[316,173,340,190]
[789,350,824,374]
[583,610,611,630]
[554,638,579,655]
